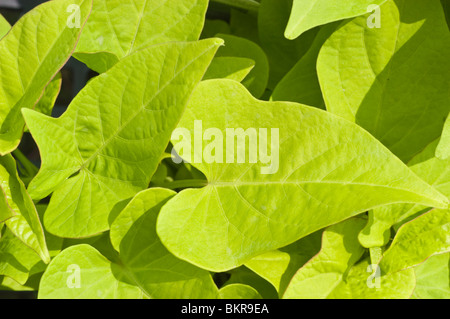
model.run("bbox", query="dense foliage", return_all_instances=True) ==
[0,0,449,299]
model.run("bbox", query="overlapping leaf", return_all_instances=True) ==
[0,0,92,155]
[39,189,218,299]
[74,0,208,73]
[215,34,269,98]
[23,39,222,238]
[157,79,448,272]
[282,218,365,298]
[380,208,450,273]
[437,115,450,160]
[285,0,386,39]
[317,0,450,162]
[0,155,49,263]
[411,253,450,299]
[359,139,450,248]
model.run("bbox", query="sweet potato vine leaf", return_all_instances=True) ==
[359,139,450,248]
[285,0,387,39]
[38,189,218,299]
[0,0,92,156]
[0,155,49,263]
[283,218,415,299]
[156,79,448,272]
[317,0,450,162]
[23,39,223,238]
[74,0,209,73]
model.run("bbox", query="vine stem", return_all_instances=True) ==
[210,0,260,11]
[151,179,208,190]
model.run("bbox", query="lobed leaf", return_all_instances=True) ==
[23,39,223,238]
[436,115,450,160]
[157,79,448,272]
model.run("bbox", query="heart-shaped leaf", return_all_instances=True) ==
[156,79,448,272]
[39,188,218,299]
[23,39,223,238]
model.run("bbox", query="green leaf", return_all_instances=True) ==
[39,188,218,299]
[224,267,279,299]
[34,72,62,118]
[412,253,450,299]
[0,0,92,156]
[359,139,450,248]
[0,229,43,285]
[271,22,338,108]
[282,218,365,298]
[218,284,262,299]
[258,0,319,88]
[203,57,255,82]
[0,14,10,39]
[244,230,322,296]
[317,0,450,162]
[157,79,448,272]
[23,39,223,238]
[436,114,450,160]
[380,208,450,273]
[329,258,416,299]
[0,155,49,263]
[285,0,387,39]
[215,34,269,98]
[74,0,208,73]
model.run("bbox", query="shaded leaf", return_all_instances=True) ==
[74,0,208,73]
[0,0,92,155]
[317,0,450,162]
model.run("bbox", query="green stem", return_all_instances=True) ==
[151,179,208,190]
[369,247,383,265]
[12,149,38,177]
[211,0,260,11]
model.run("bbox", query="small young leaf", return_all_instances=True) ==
[34,73,62,118]
[218,284,262,299]
[203,57,255,82]
[215,34,269,98]
[380,208,450,273]
[282,218,365,299]
[23,39,223,238]
[39,189,218,299]
[0,0,92,155]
